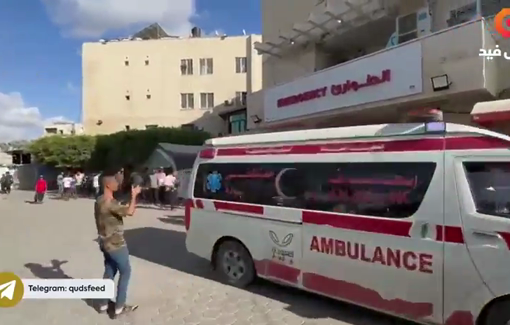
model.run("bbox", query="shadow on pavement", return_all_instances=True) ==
[24,259,99,312]
[124,227,405,324]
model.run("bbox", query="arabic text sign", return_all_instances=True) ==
[263,41,422,122]
[277,70,391,108]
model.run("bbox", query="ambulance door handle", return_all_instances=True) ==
[472,230,501,239]
[419,222,432,239]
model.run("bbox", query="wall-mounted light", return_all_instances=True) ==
[250,115,262,124]
[431,74,451,91]
[96,120,103,125]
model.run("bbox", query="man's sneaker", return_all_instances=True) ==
[113,304,138,318]
[96,299,113,314]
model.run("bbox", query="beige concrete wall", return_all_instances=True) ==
[82,35,262,136]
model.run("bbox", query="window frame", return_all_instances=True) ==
[235,91,247,106]
[235,57,247,73]
[180,93,194,109]
[181,58,193,75]
[200,58,213,75]
[200,92,214,109]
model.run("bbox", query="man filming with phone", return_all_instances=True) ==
[94,169,141,318]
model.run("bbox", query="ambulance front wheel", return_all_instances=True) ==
[215,240,255,288]
[484,299,510,325]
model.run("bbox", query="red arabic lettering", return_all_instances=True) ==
[327,189,410,204]
[225,169,275,180]
[328,175,417,187]
[276,69,391,108]
[309,236,433,274]
[331,69,391,96]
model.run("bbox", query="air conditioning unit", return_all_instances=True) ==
[224,100,233,106]
[396,7,430,44]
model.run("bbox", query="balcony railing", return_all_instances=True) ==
[255,0,399,57]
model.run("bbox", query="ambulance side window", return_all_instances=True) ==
[464,162,510,218]
[193,162,436,218]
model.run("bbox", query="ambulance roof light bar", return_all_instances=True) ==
[425,121,446,133]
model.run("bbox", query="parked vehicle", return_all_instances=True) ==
[185,122,510,325]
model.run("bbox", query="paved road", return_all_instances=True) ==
[0,191,412,325]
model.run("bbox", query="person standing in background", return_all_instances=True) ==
[93,173,101,198]
[62,173,73,200]
[155,168,166,207]
[57,172,64,197]
[75,171,84,197]
[166,170,179,210]
[148,169,158,205]
[34,175,47,203]
[70,173,77,199]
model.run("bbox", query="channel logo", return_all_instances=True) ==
[494,8,510,38]
[0,272,24,307]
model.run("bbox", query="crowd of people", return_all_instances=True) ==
[47,167,181,209]
[1,166,182,211]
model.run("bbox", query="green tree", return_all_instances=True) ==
[88,127,210,170]
[28,135,96,168]
[27,127,210,170]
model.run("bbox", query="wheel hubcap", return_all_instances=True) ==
[221,250,246,280]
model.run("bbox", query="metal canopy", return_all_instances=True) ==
[254,0,396,56]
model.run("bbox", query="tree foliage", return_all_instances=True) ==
[28,135,96,168]
[27,127,210,169]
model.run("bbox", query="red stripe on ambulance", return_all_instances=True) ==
[214,136,510,156]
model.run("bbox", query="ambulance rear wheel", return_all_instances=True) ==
[484,300,510,325]
[215,240,255,288]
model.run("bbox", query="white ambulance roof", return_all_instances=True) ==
[205,123,510,147]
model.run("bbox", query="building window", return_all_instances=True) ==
[235,91,247,106]
[200,93,214,109]
[181,93,194,109]
[59,130,64,134]
[45,128,57,134]
[235,57,247,73]
[146,124,158,129]
[125,125,130,131]
[180,59,193,75]
[125,60,129,66]
[229,111,247,135]
[200,58,213,75]
[125,95,130,100]
[194,162,436,219]
[145,56,149,65]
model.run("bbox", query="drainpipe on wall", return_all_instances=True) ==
[476,0,482,18]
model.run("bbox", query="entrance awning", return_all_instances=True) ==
[472,99,510,126]
[254,0,397,57]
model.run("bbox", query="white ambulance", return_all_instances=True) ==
[185,122,510,325]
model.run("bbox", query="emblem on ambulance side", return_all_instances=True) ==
[269,231,293,247]
[269,231,294,263]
